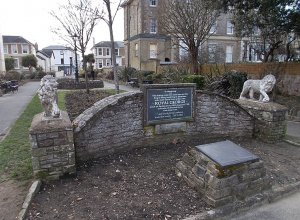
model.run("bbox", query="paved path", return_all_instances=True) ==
[103,81,140,92]
[231,191,300,220]
[287,121,300,138]
[0,81,40,140]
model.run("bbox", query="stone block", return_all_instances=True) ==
[206,186,232,200]
[155,122,187,135]
[206,174,239,189]
[192,164,206,178]
[38,139,54,148]
[31,148,47,157]
[205,195,234,208]
[182,153,196,167]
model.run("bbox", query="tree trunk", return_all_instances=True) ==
[82,51,89,94]
[106,1,119,93]
[189,44,199,74]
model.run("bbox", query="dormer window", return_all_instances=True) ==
[150,0,157,6]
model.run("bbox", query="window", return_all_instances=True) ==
[13,58,19,69]
[12,44,18,54]
[22,44,29,54]
[227,21,234,35]
[106,59,111,66]
[135,43,139,56]
[150,18,157,33]
[208,44,217,63]
[149,44,157,58]
[115,48,119,56]
[209,21,217,34]
[106,48,110,56]
[149,0,157,6]
[61,58,64,64]
[98,48,102,56]
[253,26,259,36]
[3,45,8,54]
[226,45,233,63]
[98,59,103,68]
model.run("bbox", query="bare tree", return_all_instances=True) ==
[51,0,103,91]
[159,0,221,73]
[101,0,123,93]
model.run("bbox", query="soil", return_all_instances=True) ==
[26,139,300,220]
[65,90,114,121]
[0,176,29,220]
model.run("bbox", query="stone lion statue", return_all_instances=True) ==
[38,75,60,118]
[239,74,276,102]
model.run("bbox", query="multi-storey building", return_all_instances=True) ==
[121,0,175,71]
[42,45,77,75]
[92,41,125,69]
[36,49,56,73]
[121,0,256,71]
[2,35,36,71]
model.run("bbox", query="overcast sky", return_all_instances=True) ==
[0,0,124,52]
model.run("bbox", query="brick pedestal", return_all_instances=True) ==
[29,111,76,180]
[237,99,288,143]
[176,148,270,208]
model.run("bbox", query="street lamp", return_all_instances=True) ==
[71,34,79,82]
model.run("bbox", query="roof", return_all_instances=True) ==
[93,41,124,49]
[120,0,134,7]
[2,35,33,45]
[37,50,53,58]
[43,45,73,51]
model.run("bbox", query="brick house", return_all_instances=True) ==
[2,35,36,71]
[121,0,255,72]
[92,41,125,69]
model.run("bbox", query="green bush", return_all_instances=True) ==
[183,75,205,90]
[118,67,137,81]
[224,71,247,99]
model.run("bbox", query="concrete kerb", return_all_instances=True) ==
[183,181,300,220]
[17,180,41,220]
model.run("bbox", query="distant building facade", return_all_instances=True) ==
[2,35,36,71]
[92,41,125,69]
[42,45,77,75]
[121,1,265,72]
[36,50,56,73]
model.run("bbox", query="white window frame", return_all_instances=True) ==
[226,45,233,63]
[98,48,102,56]
[98,59,103,68]
[135,43,139,57]
[227,21,234,35]
[12,44,18,54]
[149,43,157,59]
[115,48,119,56]
[209,21,217,34]
[3,45,8,54]
[106,58,111,66]
[208,43,217,63]
[13,58,19,69]
[150,18,157,34]
[149,0,157,7]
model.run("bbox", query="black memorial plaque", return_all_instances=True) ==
[144,84,195,125]
[196,140,259,168]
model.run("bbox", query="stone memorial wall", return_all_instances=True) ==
[73,86,254,161]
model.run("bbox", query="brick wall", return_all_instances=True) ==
[73,91,254,162]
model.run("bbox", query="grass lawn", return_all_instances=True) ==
[0,91,68,181]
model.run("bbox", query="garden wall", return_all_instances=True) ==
[199,62,300,96]
[73,91,254,162]
[57,79,104,90]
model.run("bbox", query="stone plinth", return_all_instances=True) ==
[176,141,270,208]
[236,99,288,143]
[29,111,76,180]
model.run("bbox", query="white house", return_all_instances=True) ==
[42,45,78,75]
[92,41,125,69]
[36,50,56,72]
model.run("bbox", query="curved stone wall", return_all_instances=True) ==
[73,91,254,161]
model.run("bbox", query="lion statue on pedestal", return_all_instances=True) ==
[38,75,60,118]
[239,74,276,102]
